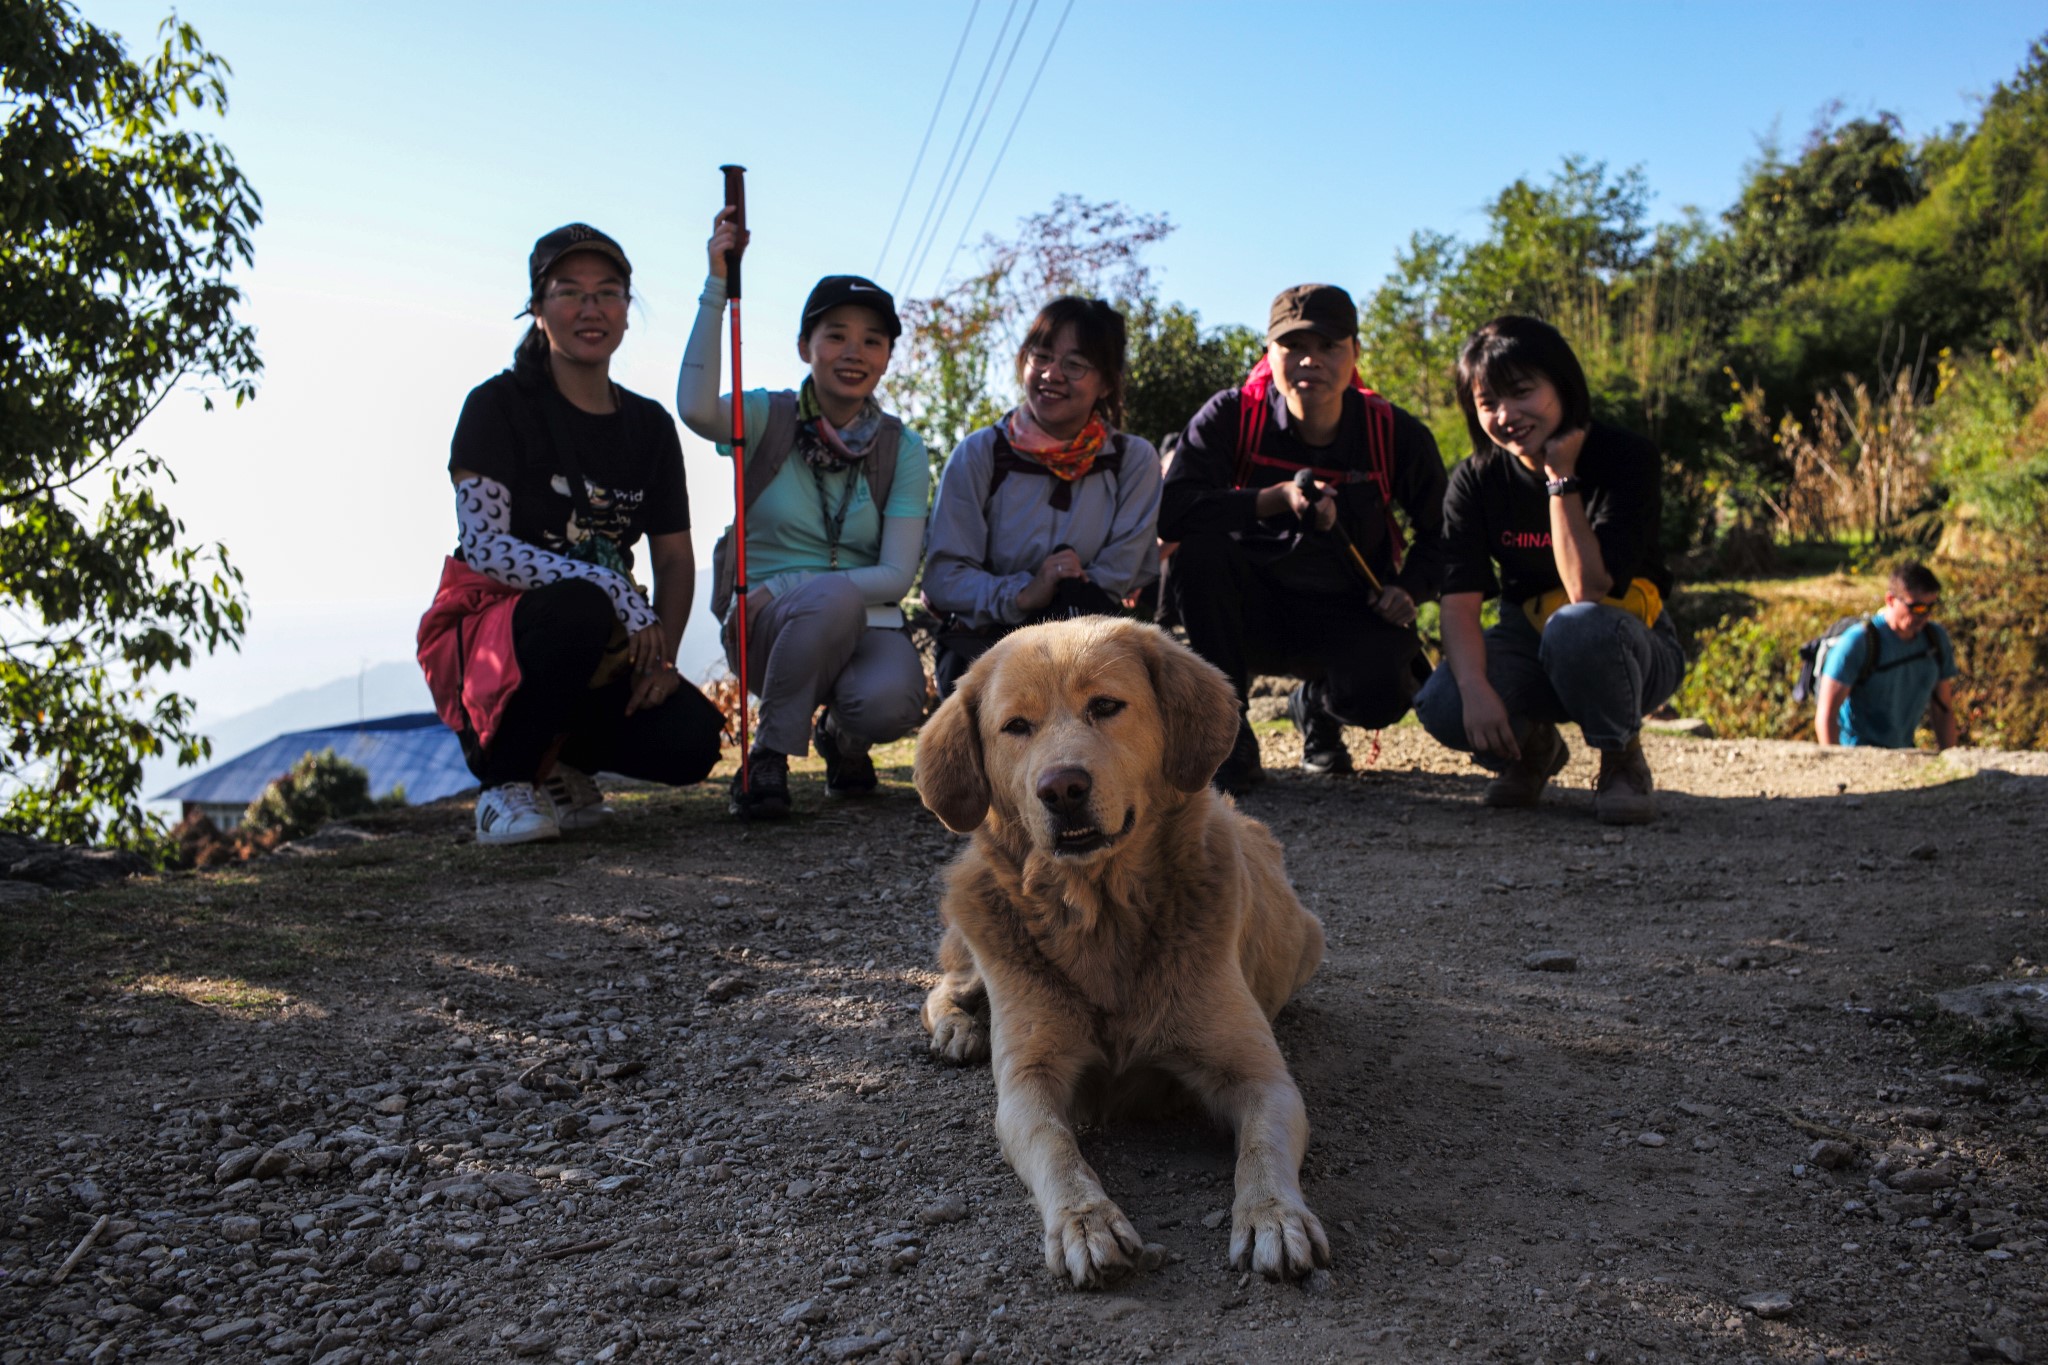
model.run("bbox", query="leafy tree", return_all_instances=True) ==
[1122,301,1260,448]
[1,1,261,847]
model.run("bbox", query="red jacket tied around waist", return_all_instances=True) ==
[417,556,524,752]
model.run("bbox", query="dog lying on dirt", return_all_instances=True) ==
[914,617,1329,1288]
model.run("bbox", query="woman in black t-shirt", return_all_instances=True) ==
[1412,316,1686,825]
[421,223,724,847]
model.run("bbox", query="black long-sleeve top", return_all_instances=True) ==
[1159,384,1447,601]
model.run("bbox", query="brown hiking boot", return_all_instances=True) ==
[1483,723,1568,809]
[1594,735,1658,825]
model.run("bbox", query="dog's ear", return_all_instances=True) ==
[914,679,990,833]
[1142,624,1242,793]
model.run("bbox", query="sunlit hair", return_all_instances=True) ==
[1454,315,1593,456]
[1890,560,1941,598]
[1016,296,1127,427]
[513,250,632,381]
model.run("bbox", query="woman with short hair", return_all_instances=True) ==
[1412,315,1686,824]
[677,208,932,819]
[923,296,1161,699]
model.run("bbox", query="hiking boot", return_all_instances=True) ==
[540,763,607,830]
[1594,734,1658,825]
[1482,723,1568,809]
[729,747,793,820]
[813,709,877,798]
[475,782,561,846]
[1287,682,1353,776]
[1213,717,1266,797]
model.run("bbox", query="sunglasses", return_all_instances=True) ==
[1893,597,1938,616]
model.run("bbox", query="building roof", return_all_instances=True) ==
[154,713,474,808]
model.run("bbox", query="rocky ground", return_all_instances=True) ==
[2,715,2045,1365]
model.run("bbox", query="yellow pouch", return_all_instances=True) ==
[1522,577,1663,633]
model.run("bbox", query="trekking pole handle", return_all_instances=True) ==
[720,164,747,300]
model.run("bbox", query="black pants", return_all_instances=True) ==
[475,580,725,788]
[933,579,1127,701]
[1166,531,1426,728]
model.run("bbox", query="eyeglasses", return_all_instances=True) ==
[1024,349,1097,383]
[544,286,629,310]
[1892,595,1938,616]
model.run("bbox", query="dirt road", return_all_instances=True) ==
[2,724,2044,1364]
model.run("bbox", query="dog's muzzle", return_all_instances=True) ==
[1037,767,1136,856]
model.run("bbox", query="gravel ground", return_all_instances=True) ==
[1,715,2045,1364]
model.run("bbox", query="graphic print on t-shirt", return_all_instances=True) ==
[547,473,645,568]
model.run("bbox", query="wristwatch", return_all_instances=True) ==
[1545,476,1582,498]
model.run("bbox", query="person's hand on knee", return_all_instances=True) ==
[628,622,668,676]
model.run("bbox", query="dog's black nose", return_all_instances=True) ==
[1036,766,1092,817]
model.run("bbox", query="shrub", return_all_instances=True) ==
[241,749,376,841]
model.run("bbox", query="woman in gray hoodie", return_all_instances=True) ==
[923,297,1162,698]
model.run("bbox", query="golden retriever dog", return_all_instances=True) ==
[914,617,1328,1288]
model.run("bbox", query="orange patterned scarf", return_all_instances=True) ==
[1005,408,1108,481]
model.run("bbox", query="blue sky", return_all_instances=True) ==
[79,0,2045,720]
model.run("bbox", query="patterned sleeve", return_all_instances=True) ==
[455,476,658,633]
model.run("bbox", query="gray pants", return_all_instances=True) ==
[1414,602,1686,765]
[726,575,925,758]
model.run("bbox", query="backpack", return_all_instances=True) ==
[709,391,903,621]
[1793,614,1945,703]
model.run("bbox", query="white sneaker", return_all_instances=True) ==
[475,783,561,846]
[541,764,608,830]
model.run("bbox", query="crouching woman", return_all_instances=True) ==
[1412,315,1685,824]
[677,208,932,819]
[419,223,725,847]
[923,296,1160,699]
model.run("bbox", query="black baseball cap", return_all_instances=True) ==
[528,223,632,297]
[1267,283,1357,345]
[801,275,901,340]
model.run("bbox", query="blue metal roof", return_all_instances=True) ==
[154,713,475,807]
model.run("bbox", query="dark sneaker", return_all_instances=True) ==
[1595,734,1658,825]
[1213,717,1266,797]
[729,747,792,820]
[813,709,877,798]
[1482,722,1568,809]
[1287,682,1353,776]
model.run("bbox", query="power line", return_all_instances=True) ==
[873,0,983,280]
[935,0,1076,290]
[903,0,1039,299]
[892,0,1021,295]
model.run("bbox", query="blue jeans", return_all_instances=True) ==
[1414,602,1686,767]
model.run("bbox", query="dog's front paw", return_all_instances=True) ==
[925,1005,989,1065]
[1229,1192,1330,1281]
[1043,1199,1147,1289]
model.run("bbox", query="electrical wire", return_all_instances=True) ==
[892,0,1021,294]
[934,0,1076,290]
[902,0,1039,298]
[873,0,983,280]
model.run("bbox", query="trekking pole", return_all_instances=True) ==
[722,163,752,790]
[1295,469,1440,669]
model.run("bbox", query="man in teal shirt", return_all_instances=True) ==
[1815,561,1958,750]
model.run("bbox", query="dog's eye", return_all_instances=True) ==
[1000,716,1035,737]
[1086,696,1126,721]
